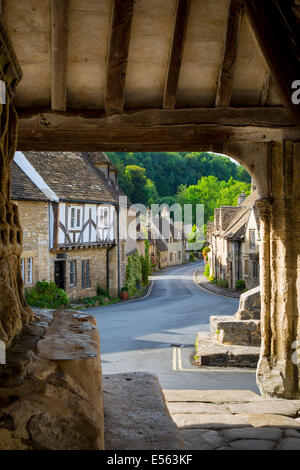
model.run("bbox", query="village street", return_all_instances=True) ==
[89,261,259,392]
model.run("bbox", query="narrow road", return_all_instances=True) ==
[89,261,259,392]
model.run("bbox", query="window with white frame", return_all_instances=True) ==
[27,257,33,284]
[69,206,82,230]
[21,258,25,282]
[98,207,109,228]
[81,259,91,289]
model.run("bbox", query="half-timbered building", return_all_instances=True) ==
[11,150,134,299]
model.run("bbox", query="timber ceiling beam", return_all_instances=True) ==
[215,0,244,107]
[17,107,300,151]
[50,0,69,112]
[245,0,300,124]
[163,0,191,109]
[105,0,134,115]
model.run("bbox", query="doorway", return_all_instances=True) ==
[54,260,66,290]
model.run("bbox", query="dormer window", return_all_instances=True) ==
[69,206,82,230]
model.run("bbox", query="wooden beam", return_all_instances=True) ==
[215,0,244,107]
[105,0,134,115]
[51,0,69,111]
[245,0,300,124]
[17,106,294,128]
[260,71,271,106]
[16,107,300,151]
[163,0,191,109]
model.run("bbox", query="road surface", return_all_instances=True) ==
[88,261,259,392]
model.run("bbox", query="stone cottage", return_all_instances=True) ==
[207,190,260,290]
[11,151,140,299]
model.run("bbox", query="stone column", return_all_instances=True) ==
[0,20,32,346]
[256,141,300,399]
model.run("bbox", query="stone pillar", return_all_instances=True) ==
[256,141,300,398]
[0,20,32,346]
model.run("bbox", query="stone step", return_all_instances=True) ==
[103,372,184,450]
[195,331,260,368]
[210,315,261,346]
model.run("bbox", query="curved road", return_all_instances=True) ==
[89,261,259,392]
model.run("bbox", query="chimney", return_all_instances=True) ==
[238,192,246,206]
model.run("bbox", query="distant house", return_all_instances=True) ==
[207,190,260,290]
[11,151,141,299]
[147,208,186,269]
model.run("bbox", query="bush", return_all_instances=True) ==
[208,275,215,282]
[214,279,228,288]
[25,281,69,309]
[97,285,111,299]
[121,285,129,292]
[189,253,197,262]
[235,279,246,290]
[204,263,210,278]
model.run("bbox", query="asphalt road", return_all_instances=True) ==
[88,261,259,392]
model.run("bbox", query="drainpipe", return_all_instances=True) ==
[116,205,120,294]
[106,245,114,293]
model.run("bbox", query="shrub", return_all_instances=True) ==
[214,279,228,288]
[189,253,196,262]
[25,281,69,309]
[208,275,215,282]
[204,263,210,278]
[235,279,246,290]
[97,285,111,299]
[120,285,129,292]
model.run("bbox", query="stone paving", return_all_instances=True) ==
[164,390,300,450]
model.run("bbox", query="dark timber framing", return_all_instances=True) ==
[215,0,244,107]
[105,0,134,115]
[17,107,299,151]
[245,0,300,124]
[163,0,191,109]
[51,0,69,112]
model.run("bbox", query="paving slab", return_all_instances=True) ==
[172,413,248,429]
[228,400,300,417]
[164,389,263,403]
[103,373,184,450]
[229,439,275,450]
[167,402,228,415]
[276,437,300,450]
[243,413,300,428]
[223,427,283,441]
[181,429,223,450]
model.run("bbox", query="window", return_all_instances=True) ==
[178,251,181,260]
[253,261,259,279]
[81,259,91,289]
[98,207,109,228]
[27,258,33,284]
[69,206,82,230]
[249,229,256,249]
[70,261,76,286]
[170,252,173,261]
[244,258,249,277]
[21,258,25,281]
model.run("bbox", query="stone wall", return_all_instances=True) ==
[0,309,105,449]
[50,247,109,300]
[13,200,51,284]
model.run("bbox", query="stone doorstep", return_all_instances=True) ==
[195,331,260,368]
[103,372,184,450]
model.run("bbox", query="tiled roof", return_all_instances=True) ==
[222,190,259,241]
[22,152,119,204]
[11,161,49,201]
